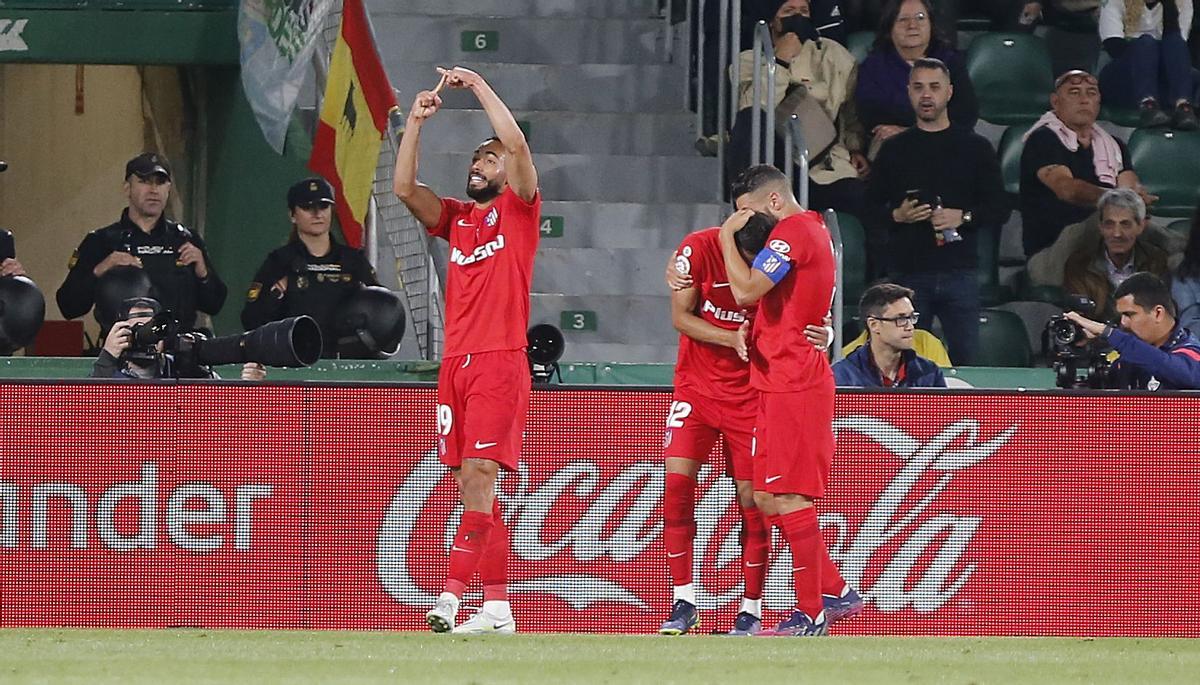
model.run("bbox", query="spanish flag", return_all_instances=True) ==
[309,0,397,248]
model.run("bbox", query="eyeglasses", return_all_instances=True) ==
[869,312,920,327]
[896,12,927,24]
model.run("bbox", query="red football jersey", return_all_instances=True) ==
[749,210,836,392]
[672,228,755,402]
[428,186,541,357]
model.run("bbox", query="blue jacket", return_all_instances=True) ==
[832,345,947,388]
[1107,324,1200,390]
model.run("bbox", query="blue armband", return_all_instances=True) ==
[752,248,791,284]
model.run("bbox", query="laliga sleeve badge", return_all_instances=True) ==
[1148,377,1161,391]
[247,282,263,302]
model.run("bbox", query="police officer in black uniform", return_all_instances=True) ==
[241,177,379,358]
[0,229,25,277]
[56,152,227,334]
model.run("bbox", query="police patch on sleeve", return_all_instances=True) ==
[247,282,262,302]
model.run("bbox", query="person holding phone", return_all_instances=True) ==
[865,58,1007,365]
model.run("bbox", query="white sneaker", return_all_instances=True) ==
[450,609,517,634]
[425,592,459,633]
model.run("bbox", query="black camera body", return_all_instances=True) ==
[121,310,322,377]
[1044,295,1112,389]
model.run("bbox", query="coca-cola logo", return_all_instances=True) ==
[376,417,1017,614]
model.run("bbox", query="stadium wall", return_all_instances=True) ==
[0,381,1196,636]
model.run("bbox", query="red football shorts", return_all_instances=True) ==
[752,382,835,497]
[437,349,530,472]
[663,387,756,482]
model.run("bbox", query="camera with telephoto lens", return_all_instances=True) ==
[1044,295,1112,389]
[123,310,322,377]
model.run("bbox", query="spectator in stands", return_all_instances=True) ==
[866,58,1006,365]
[833,283,947,386]
[57,152,227,335]
[743,1,849,46]
[840,317,952,365]
[728,0,870,218]
[1063,187,1173,320]
[1021,70,1157,271]
[1064,271,1200,389]
[1098,0,1198,130]
[854,0,979,158]
[1170,205,1200,331]
[241,177,379,359]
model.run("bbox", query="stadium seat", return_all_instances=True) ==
[1167,218,1192,244]
[1128,129,1200,218]
[846,31,873,63]
[975,308,1033,367]
[997,124,1035,197]
[834,211,866,304]
[966,33,1054,125]
[977,223,1011,306]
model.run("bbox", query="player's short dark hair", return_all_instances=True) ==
[730,165,788,201]
[859,283,915,321]
[910,57,950,80]
[1113,272,1176,318]
[734,212,778,255]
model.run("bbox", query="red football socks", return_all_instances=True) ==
[663,472,697,587]
[741,506,770,601]
[778,507,823,619]
[444,509,494,597]
[478,499,510,602]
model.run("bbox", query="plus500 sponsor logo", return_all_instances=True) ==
[377,417,1016,613]
[450,234,505,266]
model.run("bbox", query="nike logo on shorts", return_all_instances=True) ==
[451,546,471,553]
[746,562,765,568]
[765,475,783,483]
[474,441,498,450]
[667,551,687,559]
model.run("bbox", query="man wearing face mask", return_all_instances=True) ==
[729,0,869,221]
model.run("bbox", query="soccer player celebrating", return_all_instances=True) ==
[719,165,862,636]
[659,216,834,636]
[394,66,539,634]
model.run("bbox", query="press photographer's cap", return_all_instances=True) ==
[125,152,172,181]
[287,177,336,209]
[119,296,162,321]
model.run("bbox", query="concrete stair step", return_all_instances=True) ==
[533,248,675,296]
[560,343,679,365]
[418,152,721,203]
[370,15,664,65]
[370,0,661,19]
[421,109,699,155]
[537,201,727,248]
[531,293,676,346]
[385,62,688,114]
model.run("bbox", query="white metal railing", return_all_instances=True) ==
[824,209,846,361]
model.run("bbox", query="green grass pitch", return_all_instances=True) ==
[1,630,1197,684]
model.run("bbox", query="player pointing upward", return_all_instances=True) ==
[394,66,540,634]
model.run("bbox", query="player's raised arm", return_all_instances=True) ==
[438,66,537,203]
[718,209,780,306]
[394,89,445,228]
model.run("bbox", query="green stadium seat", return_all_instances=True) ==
[977,223,1012,306]
[1128,129,1200,218]
[1166,218,1193,244]
[956,15,993,33]
[845,31,874,63]
[975,308,1032,367]
[966,33,1054,125]
[834,211,866,304]
[997,123,1035,197]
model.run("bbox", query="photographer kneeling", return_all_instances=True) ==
[1063,272,1200,390]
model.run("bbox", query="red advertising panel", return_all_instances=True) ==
[0,383,1196,636]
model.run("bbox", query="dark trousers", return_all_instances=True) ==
[1100,33,1197,108]
[895,269,980,366]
